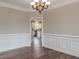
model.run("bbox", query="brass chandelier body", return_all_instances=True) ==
[30,0,50,13]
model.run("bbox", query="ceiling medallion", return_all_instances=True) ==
[30,0,50,13]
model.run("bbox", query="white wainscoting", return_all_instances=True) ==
[0,33,31,52]
[43,33,79,57]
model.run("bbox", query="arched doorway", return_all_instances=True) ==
[30,17,44,57]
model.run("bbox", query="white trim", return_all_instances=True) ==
[30,17,44,45]
[0,0,79,12]
[43,33,79,57]
[50,0,79,9]
[0,33,31,52]
[44,33,79,39]
[0,1,33,12]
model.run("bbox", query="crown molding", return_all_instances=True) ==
[0,0,79,12]
[0,1,33,12]
[50,0,79,9]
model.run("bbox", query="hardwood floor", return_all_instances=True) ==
[0,47,79,59]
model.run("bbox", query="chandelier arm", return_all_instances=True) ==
[32,5,35,9]
[44,5,48,9]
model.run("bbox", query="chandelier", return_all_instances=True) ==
[30,0,50,13]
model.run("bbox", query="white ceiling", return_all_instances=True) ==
[0,0,79,12]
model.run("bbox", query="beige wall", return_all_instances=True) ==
[0,6,33,34]
[0,6,43,52]
[0,6,35,52]
[43,2,79,35]
[43,2,79,57]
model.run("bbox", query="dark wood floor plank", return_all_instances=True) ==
[0,47,79,59]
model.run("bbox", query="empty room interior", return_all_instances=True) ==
[0,0,79,59]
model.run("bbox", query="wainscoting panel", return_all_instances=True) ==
[0,33,31,52]
[70,39,79,52]
[43,33,79,57]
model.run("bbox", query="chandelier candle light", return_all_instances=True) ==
[30,0,50,13]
